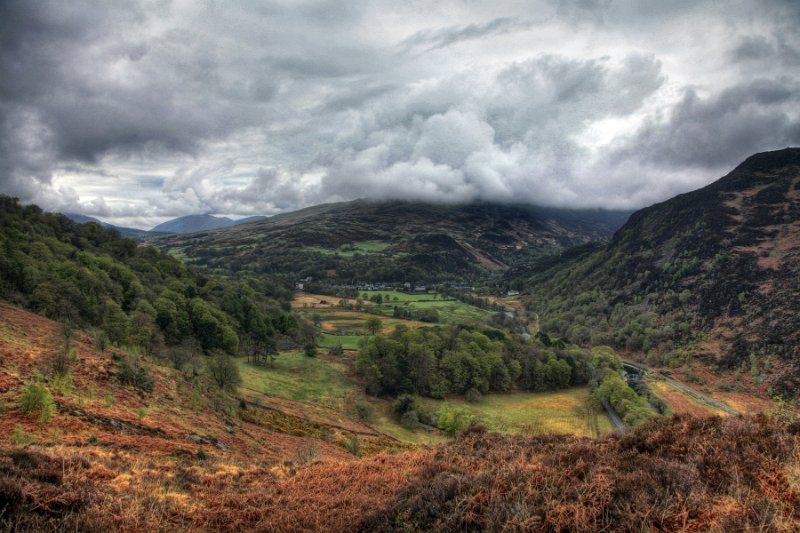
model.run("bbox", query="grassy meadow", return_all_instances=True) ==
[418,387,613,438]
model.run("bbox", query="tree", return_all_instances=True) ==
[103,299,130,346]
[205,353,242,392]
[366,316,383,335]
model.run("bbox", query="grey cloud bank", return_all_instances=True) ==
[0,0,798,227]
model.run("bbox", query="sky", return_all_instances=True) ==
[1,0,799,229]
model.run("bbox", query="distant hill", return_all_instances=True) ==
[150,214,267,233]
[527,148,800,394]
[150,200,631,283]
[63,212,158,239]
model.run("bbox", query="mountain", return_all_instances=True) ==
[150,200,631,283]
[526,148,800,394]
[63,212,157,239]
[150,214,267,233]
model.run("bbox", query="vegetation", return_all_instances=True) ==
[523,149,800,395]
[17,383,56,423]
[0,196,297,361]
[356,326,595,399]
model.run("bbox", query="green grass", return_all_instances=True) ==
[318,333,365,351]
[370,299,493,324]
[418,387,613,437]
[359,290,435,302]
[236,352,355,410]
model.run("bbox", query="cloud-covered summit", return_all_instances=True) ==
[1,0,798,228]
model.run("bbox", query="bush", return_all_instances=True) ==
[328,344,344,356]
[17,383,56,423]
[352,400,372,422]
[118,356,155,392]
[436,403,475,436]
[205,353,242,393]
[392,394,418,417]
[400,410,419,429]
[94,329,109,353]
[11,424,36,445]
[303,343,317,357]
[465,388,482,403]
[50,372,73,396]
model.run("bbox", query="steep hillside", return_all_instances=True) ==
[0,303,408,531]
[527,148,800,394]
[0,196,295,359]
[151,200,630,283]
[2,305,797,533]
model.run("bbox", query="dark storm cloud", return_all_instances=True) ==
[0,0,798,225]
[399,17,535,52]
[611,79,800,170]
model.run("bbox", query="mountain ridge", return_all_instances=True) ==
[150,200,632,283]
[526,147,800,394]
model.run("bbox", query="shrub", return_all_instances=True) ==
[17,383,56,423]
[328,344,344,356]
[205,353,242,393]
[51,372,73,396]
[11,424,36,445]
[436,403,475,436]
[400,410,419,429]
[352,400,372,422]
[303,343,317,357]
[392,394,418,417]
[118,356,155,392]
[94,329,109,353]
[465,388,482,404]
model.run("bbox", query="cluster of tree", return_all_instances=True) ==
[591,347,656,426]
[355,325,594,398]
[0,197,296,359]
[392,305,439,323]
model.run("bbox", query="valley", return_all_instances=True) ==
[1,149,799,530]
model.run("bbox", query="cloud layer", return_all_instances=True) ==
[1,0,799,227]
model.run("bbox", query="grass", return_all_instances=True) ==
[418,387,613,437]
[370,299,493,323]
[318,333,365,351]
[236,352,356,410]
[359,290,436,302]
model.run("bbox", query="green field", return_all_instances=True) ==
[369,298,493,323]
[418,388,613,437]
[318,332,365,351]
[359,290,436,302]
[236,352,355,410]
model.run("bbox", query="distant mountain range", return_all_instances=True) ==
[150,214,266,233]
[62,213,161,239]
[150,200,632,282]
[63,213,267,237]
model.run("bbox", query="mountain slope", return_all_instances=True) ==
[150,214,267,233]
[63,213,160,239]
[527,148,800,394]
[151,200,630,283]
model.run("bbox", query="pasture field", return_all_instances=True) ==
[418,387,613,437]
[236,352,355,410]
[370,298,493,323]
[318,332,365,351]
[359,290,437,302]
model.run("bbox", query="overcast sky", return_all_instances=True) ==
[1,0,799,228]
